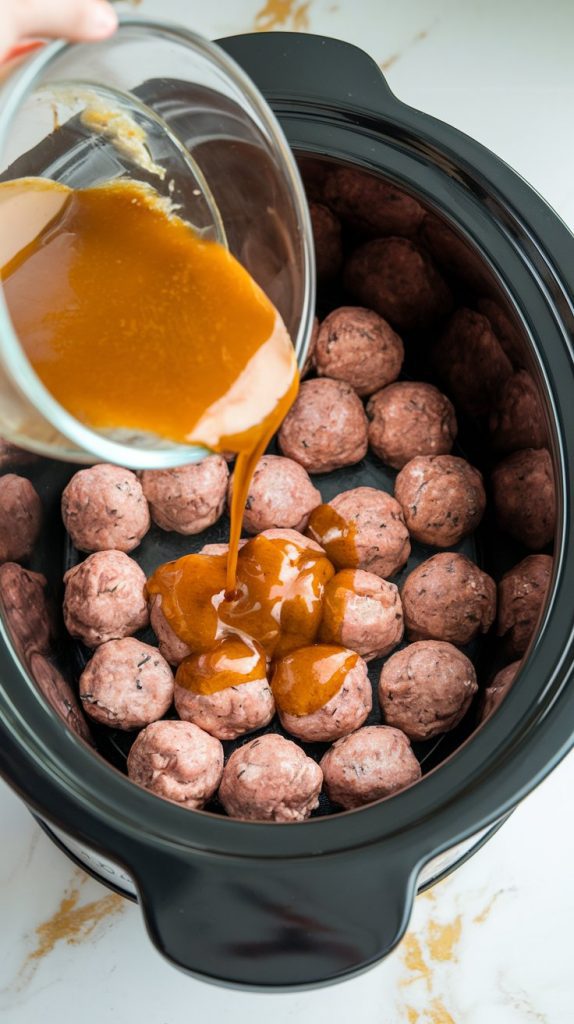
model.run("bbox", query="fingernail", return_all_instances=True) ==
[86,1,119,37]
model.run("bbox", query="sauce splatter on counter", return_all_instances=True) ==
[254,0,311,32]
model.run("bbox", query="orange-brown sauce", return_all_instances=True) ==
[306,504,358,569]
[176,636,266,695]
[271,644,359,716]
[318,568,358,644]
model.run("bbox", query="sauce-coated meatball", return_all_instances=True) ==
[394,455,486,548]
[228,454,321,534]
[0,474,42,563]
[278,378,368,474]
[63,550,149,648]
[367,381,457,470]
[219,733,323,822]
[79,637,174,730]
[497,554,552,655]
[149,593,192,666]
[321,725,421,809]
[401,553,496,646]
[140,455,229,535]
[319,568,403,661]
[62,464,150,553]
[491,448,555,550]
[128,720,223,809]
[308,486,410,579]
[314,306,404,396]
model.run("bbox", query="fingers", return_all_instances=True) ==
[15,0,118,44]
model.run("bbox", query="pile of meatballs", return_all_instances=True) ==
[0,163,556,823]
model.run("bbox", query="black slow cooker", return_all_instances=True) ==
[1,31,573,990]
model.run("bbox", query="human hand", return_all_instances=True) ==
[0,0,118,61]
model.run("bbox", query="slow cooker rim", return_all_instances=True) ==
[1,36,574,867]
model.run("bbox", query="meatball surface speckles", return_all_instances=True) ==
[228,455,321,535]
[278,378,368,474]
[218,733,323,822]
[497,554,552,656]
[367,381,457,470]
[127,720,223,809]
[314,306,404,397]
[140,455,229,535]
[79,637,174,730]
[29,652,92,744]
[491,448,555,551]
[394,455,486,548]
[61,464,150,553]
[402,553,496,646]
[309,202,343,280]
[273,646,372,743]
[0,474,42,564]
[344,237,452,333]
[434,308,513,417]
[319,568,403,661]
[488,371,547,453]
[324,167,425,237]
[63,550,149,648]
[321,725,421,809]
[481,660,521,722]
[0,563,52,663]
[149,594,192,667]
[329,487,411,579]
[379,640,478,741]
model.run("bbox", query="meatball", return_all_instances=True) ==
[320,725,421,809]
[344,237,452,332]
[272,645,372,743]
[309,202,343,279]
[0,563,52,663]
[314,307,404,397]
[402,553,496,646]
[488,370,547,453]
[79,637,174,730]
[367,381,457,470]
[481,660,521,722]
[324,167,425,237]
[140,455,229,535]
[0,438,37,469]
[420,214,492,293]
[302,315,319,378]
[63,550,149,648]
[308,486,410,579]
[228,454,321,534]
[394,455,486,548]
[218,733,323,822]
[491,448,555,550]
[497,554,553,656]
[434,308,513,417]
[379,641,478,741]
[174,637,275,740]
[61,464,150,553]
[476,297,524,366]
[319,568,403,661]
[0,474,42,563]
[29,652,92,744]
[127,720,223,809]
[278,378,368,474]
[149,593,192,666]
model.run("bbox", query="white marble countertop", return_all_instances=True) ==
[2,1,574,1020]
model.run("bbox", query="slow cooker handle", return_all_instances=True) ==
[218,31,400,116]
[133,840,420,987]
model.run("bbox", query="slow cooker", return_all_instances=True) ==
[1,29,573,990]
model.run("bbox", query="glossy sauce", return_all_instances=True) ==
[271,645,359,716]
[318,568,359,644]
[176,636,266,695]
[306,504,358,569]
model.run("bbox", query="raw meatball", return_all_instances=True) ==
[140,455,229,535]
[127,720,223,809]
[434,308,513,417]
[273,645,372,742]
[491,448,555,550]
[308,486,410,578]
[278,378,368,474]
[61,464,150,553]
[314,307,404,396]
[149,593,192,666]
[497,554,553,655]
[174,637,275,740]
[402,553,496,646]
[481,660,521,722]
[302,316,319,378]
[63,550,149,648]
[228,454,321,534]
[29,652,92,743]
[0,439,37,469]
[344,237,452,332]
[0,563,51,663]
[218,733,323,822]
[379,640,478,741]
[309,202,342,279]
[0,474,42,563]
[324,167,424,237]
[320,725,421,809]
[319,568,403,661]
[367,381,457,470]
[488,370,547,453]
[394,455,486,548]
[79,637,174,730]
[420,214,492,293]
[476,297,524,366]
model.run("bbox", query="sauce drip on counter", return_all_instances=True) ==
[0,177,298,593]
[306,505,358,569]
[176,636,266,695]
[271,645,359,716]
